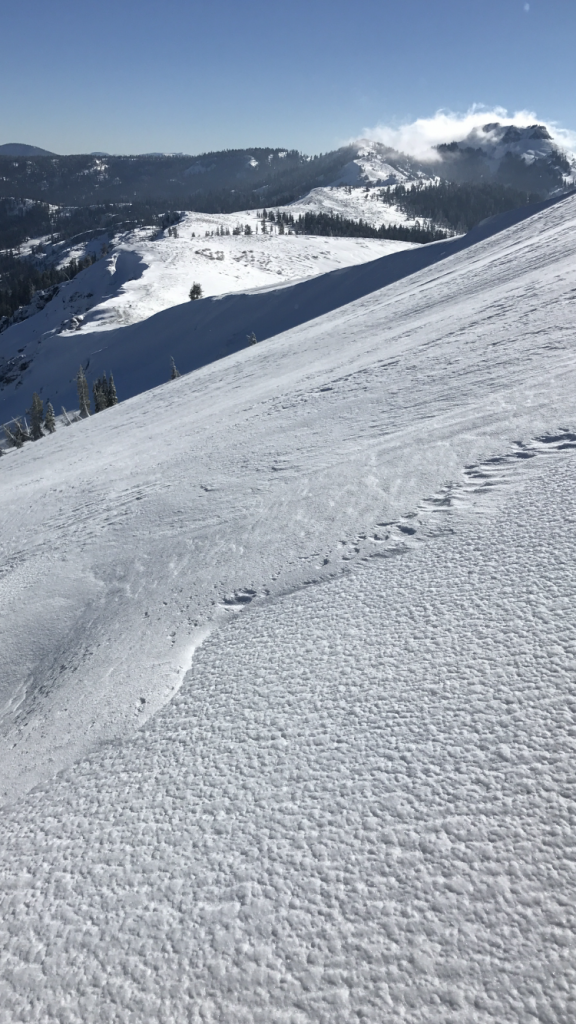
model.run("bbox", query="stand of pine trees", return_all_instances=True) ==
[380,181,542,234]
[0,252,98,325]
[267,209,448,244]
[93,372,118,411]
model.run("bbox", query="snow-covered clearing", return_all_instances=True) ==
[76,212,416,333]
[286,183,428,229]
[0,208,418,423]
[1,192,576,1022]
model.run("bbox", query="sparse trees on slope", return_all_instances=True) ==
[3,423,21,448]
[76,366,90,418]
[247,332,258,345]
[189,282,203,301]
[4,418,31,448]
[170,357,181,379]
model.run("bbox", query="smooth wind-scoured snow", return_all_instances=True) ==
[1,192,576,1023]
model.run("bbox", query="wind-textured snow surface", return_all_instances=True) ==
[2,444,576,1024]
[1,192,576,1022]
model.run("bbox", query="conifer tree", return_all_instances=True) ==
[107,373,118,406]
[247,332,258,345]
[76,366,90,418]
[170,357,181,379]
[93,375,108,412]
[189,282,203,300]
[44,402,56,433]
[28,392,44,439]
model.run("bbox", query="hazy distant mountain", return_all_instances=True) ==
[0,143,56,157]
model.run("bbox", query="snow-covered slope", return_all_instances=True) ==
[1,191,576,1022]
[444,121,576,186]
[0,211,416,419]
[286,182,430,228]
[71,211,416,333]
[334,140,425,187]
[345,128,576,193]
[0,195,562,424]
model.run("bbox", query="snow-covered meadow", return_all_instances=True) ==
[1,191,576,1022]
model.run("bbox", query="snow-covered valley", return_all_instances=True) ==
[1,190,576,1022]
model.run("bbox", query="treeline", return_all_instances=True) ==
[266,209,448,244]
[0,251,98,322]
[382,181,542,233]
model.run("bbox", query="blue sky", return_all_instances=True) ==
[2,0,575,155]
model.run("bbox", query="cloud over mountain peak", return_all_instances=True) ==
[359,106,576,163]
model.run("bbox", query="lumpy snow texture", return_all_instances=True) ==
[1,449,575,1023]
[1,193,576,1022]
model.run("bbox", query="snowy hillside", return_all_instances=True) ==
[336,139,425,186]
[349,127,576,193]
[63,210,417,333]
[0,195,561,425]
[286,182,431,228]
[1,190,576,1021]
[442,121,576,186]
[0,210,416,422]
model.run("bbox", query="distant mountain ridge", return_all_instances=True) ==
[0,123,574,209]
[0,143,56,157]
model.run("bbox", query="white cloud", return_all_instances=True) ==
[358,105,576,162]
[524,3,530,11]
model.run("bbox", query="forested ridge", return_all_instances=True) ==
[383,181,542,233]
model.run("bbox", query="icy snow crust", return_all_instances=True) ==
[1,193,576,1020]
